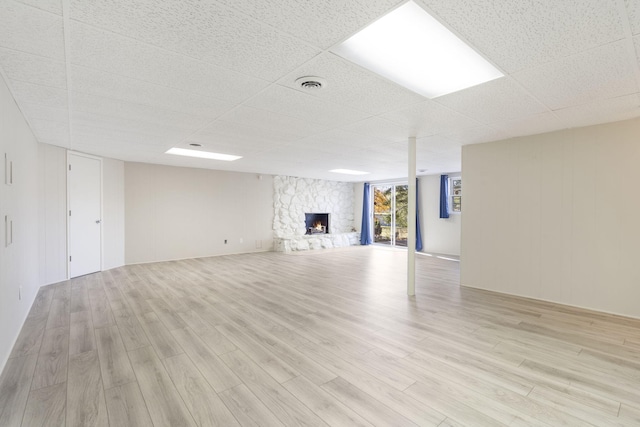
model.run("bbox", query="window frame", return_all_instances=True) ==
[448,176,462,214]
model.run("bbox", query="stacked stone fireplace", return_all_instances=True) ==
[273,176,359,252]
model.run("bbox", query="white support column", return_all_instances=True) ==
[407,136,416,296]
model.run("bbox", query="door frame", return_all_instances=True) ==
[371,181,408,247]
[66,151,103,279]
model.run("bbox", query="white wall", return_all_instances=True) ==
[103,157,125,270]
[420,175,461,256]
[353,178,461,255]
[125,162,274,264]
[462,117,640,318]
[0,74,40,371]
[38,146,125,283]
[38,143,67,285]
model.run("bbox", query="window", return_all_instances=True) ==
[449,177,461,213]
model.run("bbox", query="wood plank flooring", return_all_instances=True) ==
[2,246,640,426]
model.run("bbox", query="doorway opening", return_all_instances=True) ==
[372,184,408,247]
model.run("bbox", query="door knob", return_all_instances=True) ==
[96,220,101,224]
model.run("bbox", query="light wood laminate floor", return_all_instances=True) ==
[2,246,640,426]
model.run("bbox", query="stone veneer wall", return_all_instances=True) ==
[273,176,355,238]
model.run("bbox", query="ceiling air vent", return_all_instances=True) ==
[295,76,327,91]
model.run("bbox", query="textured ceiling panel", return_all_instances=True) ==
[70,66,234,119]
[419,0,625,73]
[0,48,66,89]
[71,92,210,131]
[72,111,195,142]
[215,0,402,49]
[294,129,391,151]
[69,0,320,81]
[553,94,640,129]
[8,80,68,108]
[626,0,640,35]
[14,0,62,15]
[217,106,327,139]
[2,0,640,180]
[18,103,68,123]
[381,100,481,137]
[513,41,638,110]
[443,125,506,146]
[0,1,65,59]
[340,117,410,143]
[69,22,269,103]
[189,120,300,150]
[246,85,370,128]
[489,112,565,139]
[29,118,69,146]
[435,77,548,125]
[278,53,425,115]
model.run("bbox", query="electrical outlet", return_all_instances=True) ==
[239,237,243,244]
[224,239,227,244]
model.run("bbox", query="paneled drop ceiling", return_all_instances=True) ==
[1,0,640,181]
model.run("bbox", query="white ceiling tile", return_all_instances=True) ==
[381,100,482,137]
[71,92,209,131]
[190,120,301,149]
[246,85,370,128]
[215,0,401,49]
[434,77,548,125]
[69,22,269,103]
[625,0,640,35]
[73,122,177,148]
[69,0,320,81]
[2,0,639,181]
[418,0,625,72]
[416,135,462,155]
[553,94,640,129]
[278,53,425,115]
[490,112,566,139]
[218,106,327,138]
[14,0,62,15]
[72,111,194,142]
[8,79,68,108]
[18,103,68,122]
[294,129,391,151]
[70,66,234,118]
[0,1,65,59]
[340,117,409,143]
[442,125,507,146]
[0,48,66,88]
[29,118,69,144]
[513,40,638,110]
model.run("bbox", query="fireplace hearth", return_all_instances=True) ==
[305,213,329,235]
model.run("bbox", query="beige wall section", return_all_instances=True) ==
[103,157,125,270]
[125,162,274,264]
[462,117,640,319]
[0,74,40,371]
[420,175,461,256]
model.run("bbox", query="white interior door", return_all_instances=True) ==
[68,153,102,278]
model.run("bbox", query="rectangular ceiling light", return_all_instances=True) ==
[166,147,242,161]
[329,169,369,175]
[332,1,503,98]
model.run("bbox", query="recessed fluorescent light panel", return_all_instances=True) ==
[166,147,242,161]
[332,1,503,98]
[329,169,370,175]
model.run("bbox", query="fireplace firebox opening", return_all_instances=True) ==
[305,213,329,235]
